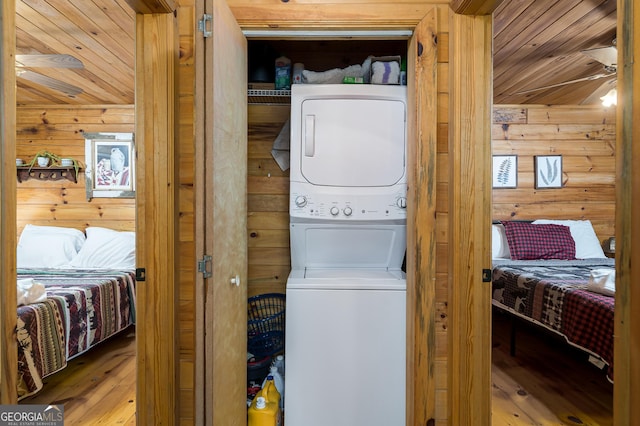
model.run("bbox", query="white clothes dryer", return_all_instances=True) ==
[285,84,407,426]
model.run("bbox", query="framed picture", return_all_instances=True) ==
[84,132,135,200]
[535,155,563,189]
[492,155,518,188]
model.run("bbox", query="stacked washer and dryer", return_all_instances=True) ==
[284,84,408,426]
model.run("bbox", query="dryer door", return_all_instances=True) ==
[299,94,406,187]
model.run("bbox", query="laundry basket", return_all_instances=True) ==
[247,293,286,358]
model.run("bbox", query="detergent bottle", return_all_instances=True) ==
[261,366,284,410]
[274,56,291,90]
[248,376,282,426]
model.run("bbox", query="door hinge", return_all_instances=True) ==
[482,268,492,282]
[198,14,212,38]
[198,255,212,279]
[135,268,146,282]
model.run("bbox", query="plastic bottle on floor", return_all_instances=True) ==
[273,354,285,379]
[262,366,284,410]
[248,376,282,426]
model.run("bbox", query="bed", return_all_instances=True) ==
[15,225,137,399]
[491,220,615,382]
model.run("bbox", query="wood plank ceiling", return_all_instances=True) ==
[15,0,135,106]
[493,0,617,105]
[13,0,617,106]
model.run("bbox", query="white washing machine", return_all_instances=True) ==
[285,84,407,426]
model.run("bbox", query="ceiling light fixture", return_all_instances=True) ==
[601,88,617,107]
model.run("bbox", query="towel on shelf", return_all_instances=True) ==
[371,60,400,85]
[302,64,364,84]
[17,278,47,306]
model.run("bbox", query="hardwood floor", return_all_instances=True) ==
[492,310,613,425]
[20,326,136,425]
[17,316,613,425]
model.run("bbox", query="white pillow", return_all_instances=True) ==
[531,219,606,259]
[492,224,511,259]
[17,224,86,268]
[68,227,136,269]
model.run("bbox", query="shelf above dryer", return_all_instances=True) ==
[248,88,291,105]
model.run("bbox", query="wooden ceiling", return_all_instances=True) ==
[15,0,135,106]
[493,0,617,105]
[13,0,617,106]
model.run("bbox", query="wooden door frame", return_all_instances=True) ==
[0,1,180,425]
[447,12,493,425]
[613,0,640,423]
[1,0,18,403]
[133,4,179,425]
[223,11,446,426]
[406,10,439,425]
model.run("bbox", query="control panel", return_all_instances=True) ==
[290,190,407,220]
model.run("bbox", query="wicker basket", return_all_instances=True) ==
[247,293,285,357]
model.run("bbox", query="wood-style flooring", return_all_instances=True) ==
[492,309,613,425]
[20,326,136,425]
[18,316,613,425]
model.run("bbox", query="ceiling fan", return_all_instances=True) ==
[15,54,84,96]
[513,39,617,95]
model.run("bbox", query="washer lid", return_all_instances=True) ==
[287,267,406,290]
[304,268,404,279]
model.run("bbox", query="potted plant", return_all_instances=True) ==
[26,150,85,176]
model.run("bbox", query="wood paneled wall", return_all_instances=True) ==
[15,106,136,235]
[492,105,616,242]
[247,104,290,297]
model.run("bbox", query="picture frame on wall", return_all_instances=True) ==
[535,155,563,189]
[492,155,518,188]
[84,132,135,200]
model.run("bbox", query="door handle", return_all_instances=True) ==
[304,115,315,157]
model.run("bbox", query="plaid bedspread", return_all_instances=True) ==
[16,268,136,400]
[491,258,615,381]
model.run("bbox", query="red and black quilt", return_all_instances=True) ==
[492,258,615,381]
[16,268,136,399]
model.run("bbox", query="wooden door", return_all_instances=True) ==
[406,8,438,425]
[0,0,17,403]
[198,0,248,423]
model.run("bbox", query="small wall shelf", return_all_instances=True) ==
[17,166,81,184]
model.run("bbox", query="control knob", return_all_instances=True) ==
[343,206,353,216]
[330,206,340,216]
[294,195,308,207]
[396,197,407,209]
